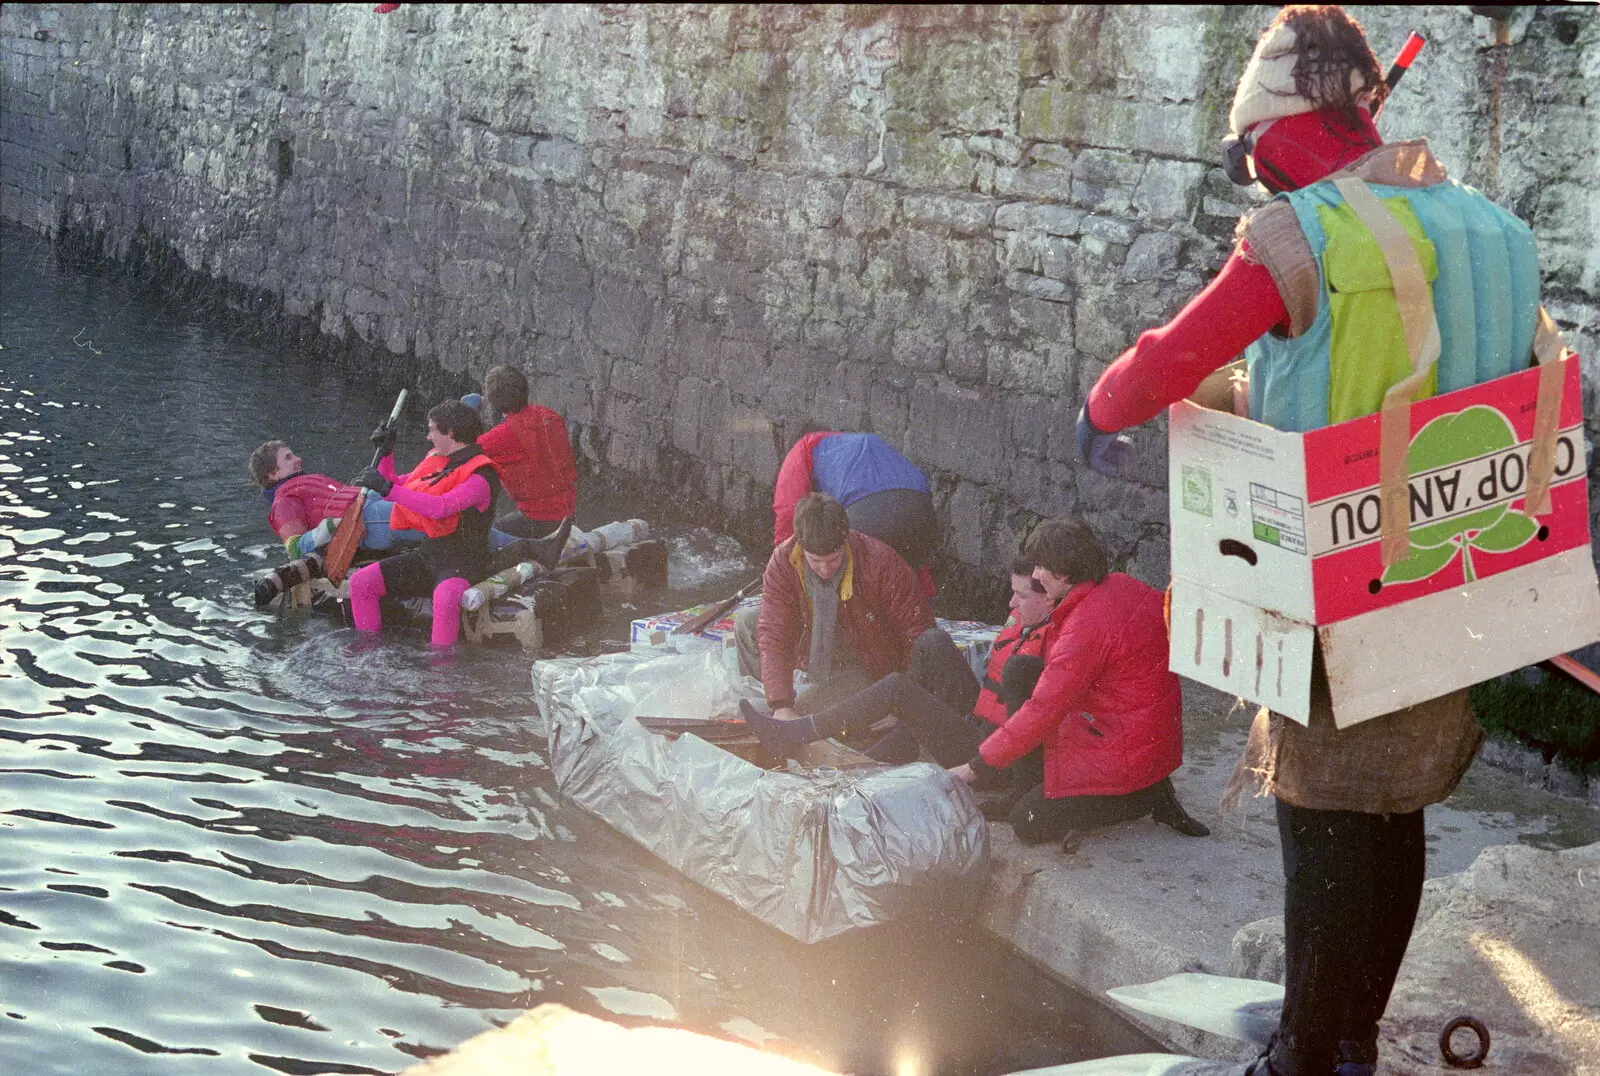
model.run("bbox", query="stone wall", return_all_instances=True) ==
[3,4,1597,600]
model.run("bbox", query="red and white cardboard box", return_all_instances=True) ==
[1168,356,1600,727]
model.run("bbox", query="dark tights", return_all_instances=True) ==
[1270,800,1426,1075]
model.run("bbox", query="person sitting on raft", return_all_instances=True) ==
[744,517,1205,846]
[248,439,427,605]
[734,492,979,759]
[742,551,1055,780]
[346,399,568,648]
[250,440,423,561]
[462,364,577,543]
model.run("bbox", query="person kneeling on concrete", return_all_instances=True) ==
[742,553,1054,774]
[734,492,975,756]
[954,518,1202,846]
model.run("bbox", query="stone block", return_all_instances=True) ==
[841,180,897,236]
[1008,294,1073,343]
[901,193,994,236]
[994,202,1085,237]
[1072,150,1146,216]
[1133,158,1206,221]
[811,361,872,431]
[1007,393,1054,457]
[943,480,990,566]
[891,327,944,373]
[882,131,977,192]
[1123,231,1182,282]
[1005,271,1069,303]
[861,373,908,444]
[907,379,1008,485]
[1227,916,1286,984]
[993,143,1075,202]
[943,331,987,383]
[588,278,653,361]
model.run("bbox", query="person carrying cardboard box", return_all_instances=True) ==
[1074,7,1585,1075]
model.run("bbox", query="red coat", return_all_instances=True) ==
[757,531,933,709]
[971,617,1050,726]
[477,405,577,520]
[979,573,1183,798]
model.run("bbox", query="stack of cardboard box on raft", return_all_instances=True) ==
[254,519,669,649]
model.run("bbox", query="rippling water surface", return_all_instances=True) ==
[0,223,1159,1074]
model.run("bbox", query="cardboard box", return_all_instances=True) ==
[1169,355,1600,727]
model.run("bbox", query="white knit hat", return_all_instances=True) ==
[1229,19,1372,135]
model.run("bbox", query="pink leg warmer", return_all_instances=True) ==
[349,562,387,633]
[430,577,472,648]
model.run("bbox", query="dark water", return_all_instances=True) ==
[0,221,1161,1074]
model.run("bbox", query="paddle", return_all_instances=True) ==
[323,389,407,585]
[670,575,762,636]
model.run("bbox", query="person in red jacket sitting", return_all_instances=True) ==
[471,365,576,542]
[734,493,978,755]
[953,518,1199,844]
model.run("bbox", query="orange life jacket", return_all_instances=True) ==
[387,450,497,538]
[971,617,1050,726]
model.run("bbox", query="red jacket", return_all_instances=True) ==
[757,531,933,709]
[266,472,361,538]
[477,405,577,520]
[979,573,1183,798]
[971,616,1050,726]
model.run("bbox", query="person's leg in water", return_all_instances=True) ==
[348,561,387,632]
[1270,801,1424,1076]
[428,576,472,647]
[348,552,434,634]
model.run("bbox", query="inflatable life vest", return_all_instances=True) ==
[1246,171,1539,432]
[971,617,1050,726]
[387,448,497,538]
[265,472,360,532]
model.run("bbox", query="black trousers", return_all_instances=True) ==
[1270,800,1426,1075]
[845,487,937,569]
[493,511,564,540]
[1007,779,1167,844]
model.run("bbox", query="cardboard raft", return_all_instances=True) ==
[1169,354,1600,727]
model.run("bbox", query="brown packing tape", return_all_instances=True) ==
[1525,307,1570,517]
[1332,178,1444,567]
[1379,406,1412,566]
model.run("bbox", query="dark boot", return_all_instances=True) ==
[1151,776,1210,837]
[254,554,323,607]
[532,517,573,570]
[738,699,821,750]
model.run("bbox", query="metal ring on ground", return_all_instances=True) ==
[1439,1014,1490,1068]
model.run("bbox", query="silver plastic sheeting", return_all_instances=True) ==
[532,643,990,944]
